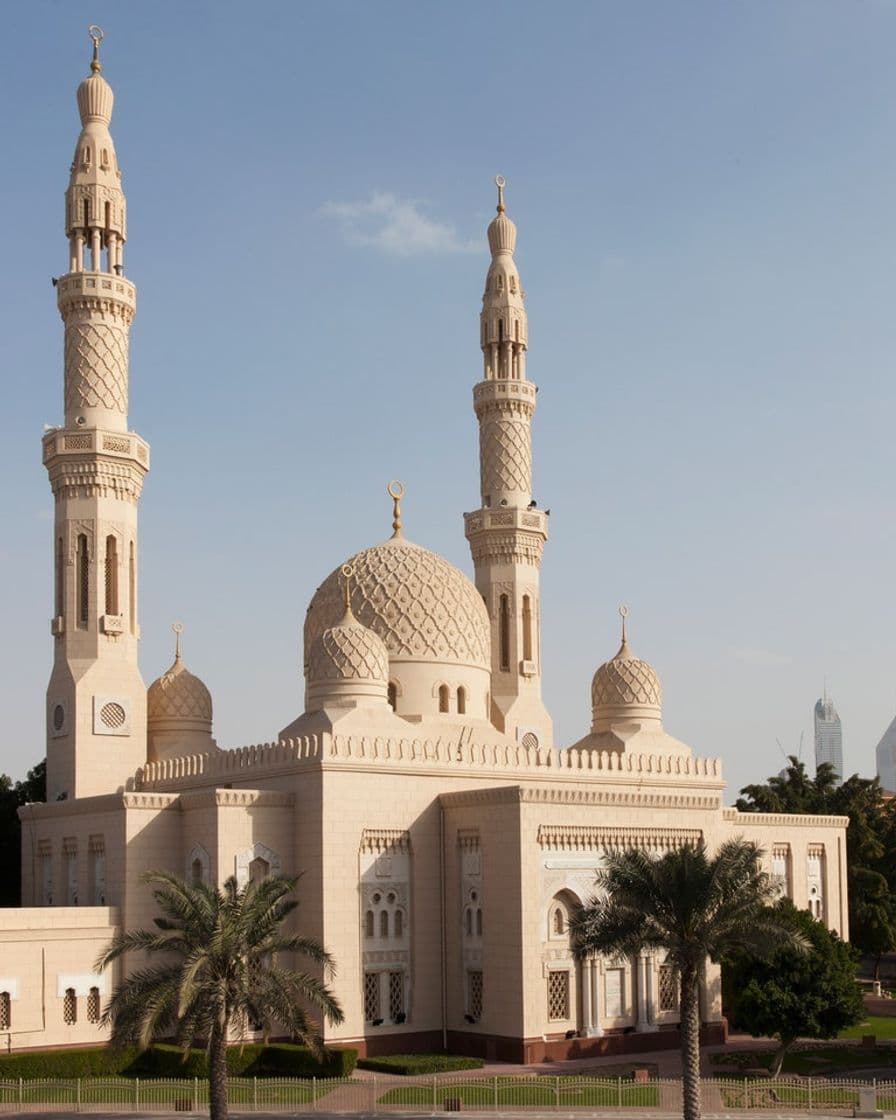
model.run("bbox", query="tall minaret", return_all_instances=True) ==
[464,178,552,749]
[43,29,149,801]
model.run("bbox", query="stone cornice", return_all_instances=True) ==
[441,785,720,811]
[538,824,703,852]
[178,788,295,811]
[725,807,849,829]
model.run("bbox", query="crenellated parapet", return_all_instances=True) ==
[134,728,723,791]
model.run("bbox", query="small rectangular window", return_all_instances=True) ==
[87,987,100,1023]
[467,970,483,1021]
[388,971,404,1021]
[0,992,10,1031]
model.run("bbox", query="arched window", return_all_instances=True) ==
[191,858,203,886]
[522,595,533,662]
[380,910,389,938]
[499,595,510,671]
[87,987,100,1023]
[0,992,10,1030]
[365,910,374,938]
[457,686,466,715]
[553,907,564,935]
[476,908,483,936]
[394,910,404,938]
[63,988,77,1025]
[55,536,64,619]
[465,908,473,936]
[387,682,397,711]
[77,534,89,628]
[105,535,118,615]
[248,857,270,885]
[438,684,449,713]
[128,542,135,634]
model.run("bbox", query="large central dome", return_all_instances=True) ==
[304,536,490,671]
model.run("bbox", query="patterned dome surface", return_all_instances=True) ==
[305,537,490,670]
[147,656,212,722]
[591,638,662,712]
[309,608,389,683]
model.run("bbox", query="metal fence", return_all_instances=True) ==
[0,1073,893,1113]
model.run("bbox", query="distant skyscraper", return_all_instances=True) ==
[814,691,843,783]
[875,713,896,792]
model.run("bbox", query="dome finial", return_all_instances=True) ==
[172,621,183,662]
[88,25,104,74]
[340,564,355,614]
[495,174,506,214]
[388,479,405,539]
[619,604,628,645]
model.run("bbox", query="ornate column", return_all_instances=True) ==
[636,954,658,1032]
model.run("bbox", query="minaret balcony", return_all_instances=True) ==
[473,379,536,407]
[43,427,149,469]
[464,507,548,539]
[56,271,136,314]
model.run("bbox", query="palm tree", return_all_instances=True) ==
[568,839,805,1120]
[96,871,344,1120]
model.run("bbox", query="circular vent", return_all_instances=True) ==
[52,704,65,731]
[520,731,539,750]
[99,701,126,729]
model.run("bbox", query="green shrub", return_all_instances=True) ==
[0,1045,137,1080]
[357,1053,484,1075]
[0,1042,356,1081]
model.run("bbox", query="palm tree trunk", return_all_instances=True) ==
[679,965,701,1120]
[208,1022,229,1120]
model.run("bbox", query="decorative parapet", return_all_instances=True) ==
[134,730,723,791]
[442,786,719,811]
[538,824,702,852]
[723,808,849,829]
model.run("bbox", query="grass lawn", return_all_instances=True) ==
[839,1016,896,1040]
[718,1083,859,1109]
[711,1044,896,1075]
[378,1077,659,1108]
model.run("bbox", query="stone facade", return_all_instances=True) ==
[2,34,848,1059]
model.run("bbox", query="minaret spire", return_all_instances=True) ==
[43,30,150,800]
[464,179,552,749]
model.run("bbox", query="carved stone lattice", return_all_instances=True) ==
[388,971,404,1020]
[480,418,531,495]
[658,965,678,1012]
[64,323,128,414]
[363,972,379,1022]
[547,970,570,1021]
[467,969,483,1020]
[592,656,662,709]
[309,619,388,683]
[305,539,490,669]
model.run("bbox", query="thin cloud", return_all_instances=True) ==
[320,193,478,257]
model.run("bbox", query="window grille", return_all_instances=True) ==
[0,992,10,1030]
[388,971,404,1021]
[104,535,118,615]
[63,988,77,1025]
[363,972,379,1022]
[77,535,89,628]
[658,965,678,1012]
[547,971,570,1021]
[87,987,100,1023]
[467,970,483,1021]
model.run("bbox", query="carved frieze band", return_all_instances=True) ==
[723,808,849,829]
[457,829,481,850]
[538,824,703,852]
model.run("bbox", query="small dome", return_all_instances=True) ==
[148,654,212,724]
[77,71,114,126]
[309,606,389,684]
[591,630,662,728]
[305,536,490,672]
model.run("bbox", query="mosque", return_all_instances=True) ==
[0,33,848,1059]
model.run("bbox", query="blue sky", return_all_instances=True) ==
[2,1,895,796]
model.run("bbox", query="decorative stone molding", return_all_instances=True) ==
[234,842,281,886]
[121,792,178,810]
[457,829,481,850]
[724,808,849,828]
[361,829,411,854]
[538,824,703,852]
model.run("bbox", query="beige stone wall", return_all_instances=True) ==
[0,907,118,1049]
